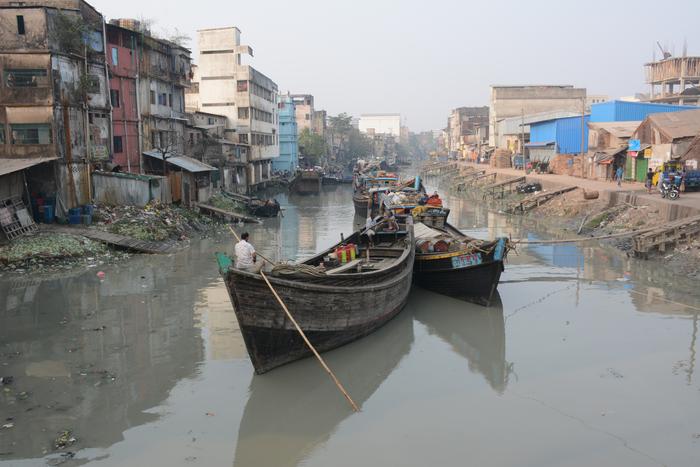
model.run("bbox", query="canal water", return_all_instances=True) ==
[1,180,699,467]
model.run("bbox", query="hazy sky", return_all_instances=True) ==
[91,0,700,131]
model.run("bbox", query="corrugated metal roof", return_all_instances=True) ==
[647,109,700,140]
[588,121,640,138]
[143,150,216,172]
[524,111,584,125]
[590,100,696,123]
[0,157,57,177]
[681,134,700,162]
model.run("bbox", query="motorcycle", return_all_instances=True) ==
[659,180,680,200]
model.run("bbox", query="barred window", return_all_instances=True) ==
[11,124,52,145]
[4,69,48,88]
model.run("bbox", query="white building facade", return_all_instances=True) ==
[358,114,401,137]
[195,27,279,189]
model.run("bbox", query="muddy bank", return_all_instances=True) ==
[441,168,700,278]
[0,203,226,276]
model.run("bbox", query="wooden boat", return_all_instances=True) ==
[233,307,414,467]
[413,221,509,306]
[216,224,415,373]
[352,172,402,217]
[221,190,280,217]
[290,170,322,194]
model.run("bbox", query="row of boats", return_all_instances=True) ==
[217,166,511,374]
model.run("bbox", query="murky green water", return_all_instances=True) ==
[1,180,699,466]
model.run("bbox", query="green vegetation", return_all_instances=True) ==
[298,128,326,165]
[0,233,106,264]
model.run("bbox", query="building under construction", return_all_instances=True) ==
[646,55,700,106]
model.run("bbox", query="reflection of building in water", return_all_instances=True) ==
[413,291,511,394]
[0,251,208,460]
[233,308,414,467]
[194,280,248,360]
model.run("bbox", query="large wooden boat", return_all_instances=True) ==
[352,172,399,217]
[413,221,508,306]
[217,224,415,374]
[221,190,280,217]
[290,170,322,195]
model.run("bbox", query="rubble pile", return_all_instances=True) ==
[0,233,126,273]
[93,202,216,242]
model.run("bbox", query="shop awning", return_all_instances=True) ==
[0,157,58,177]
[143,150,216,173]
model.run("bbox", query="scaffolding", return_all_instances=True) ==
[645,56,700,105]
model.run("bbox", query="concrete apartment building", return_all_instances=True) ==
[290,94,314,133]
[447,106,489,155]
[273,94,298,174]
[489,85,586,147]
[195,27,279,190]
[359,114,401,138]
[0,0,111,211]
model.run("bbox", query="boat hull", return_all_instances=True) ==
[290,173,321,194]
[222,237,414,373]
[353,193,369,217]
[414,258,504,306]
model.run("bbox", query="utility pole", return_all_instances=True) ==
[580,97,586,178]
[520,108,525,170]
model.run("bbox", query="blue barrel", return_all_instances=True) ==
[68,207,81,216]
[83,204,94,216]
[69,213,82,224]
[43,205,55,224]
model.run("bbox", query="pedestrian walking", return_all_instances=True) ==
[615,166,624,187]
[645,168,654,194]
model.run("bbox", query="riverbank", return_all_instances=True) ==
[438,161,700,278]
[0,202,226,276]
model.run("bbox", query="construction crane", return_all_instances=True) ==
[657,42,672,60]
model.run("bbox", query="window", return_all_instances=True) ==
[113,136,123,153]
[4,69,48,88]
[87,75,100,94]
[110,89,120,107]
[111,47,118,66]
[17,15,25,35]
[305,113,310,120]
[11,124,52,145]
[150,90,155,105]
[168,93,172,107]
[0,124,4,144]
[158,93,167,106]
[208,117,214,125]
[237,80,248,92]
[238,107,249,119]
[239,134,248,144]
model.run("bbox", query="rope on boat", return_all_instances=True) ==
[271,263,328,277]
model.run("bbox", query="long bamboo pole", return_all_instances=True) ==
[227,226,360,412]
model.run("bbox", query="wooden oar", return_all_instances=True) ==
[227,226,360,412]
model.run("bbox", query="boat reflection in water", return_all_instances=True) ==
[413,289,511,394]
[232,306,414,467]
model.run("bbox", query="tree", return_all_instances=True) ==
[298,128,326,166]
[153,128,178,175]
[328,113,353,161]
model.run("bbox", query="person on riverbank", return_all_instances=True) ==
[234,232,263,273]
[615,166,624,187]
[646,168,654,194]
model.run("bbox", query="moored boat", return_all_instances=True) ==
[290,170,322,194]
[413,221,509,306]
[221,190,280,217]
[217,223,415,373]
[352,171,399,217]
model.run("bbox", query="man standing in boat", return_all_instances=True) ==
[235,232,263,273]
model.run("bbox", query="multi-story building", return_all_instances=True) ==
[489,85,586,147]
[195,27,279,190]
[312,109,327,137]
[0,0,110,211]
[447,106,489,155]
[273,95,298,174]
[646,56,700,106]
[359,114,401,138]
[105,23,139,173]
[290,94,314,133]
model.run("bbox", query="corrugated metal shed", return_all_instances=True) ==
[143,150,216,173]
[590,100,695,122]
[646,109,700,140]
[530,116,589,154]
[0,157,58,177]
